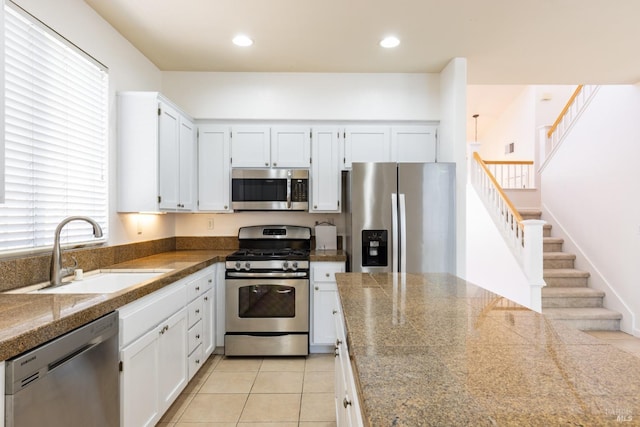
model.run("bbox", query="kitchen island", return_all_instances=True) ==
[335,273,640,426]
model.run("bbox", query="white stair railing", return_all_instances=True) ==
[483,160,535,189]
[542,85,599,169]
[470,150,546,312]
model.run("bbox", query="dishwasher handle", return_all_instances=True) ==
[5,311,119,395]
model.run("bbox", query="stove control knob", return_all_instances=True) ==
[283,261,289,270]
[235,262,241,270]
[292,262,298,270]
[244,262,251,270]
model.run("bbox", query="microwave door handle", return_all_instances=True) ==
[286,176,292,209]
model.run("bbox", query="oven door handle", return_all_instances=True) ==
[226,271,308,278]
[276,289,292,294]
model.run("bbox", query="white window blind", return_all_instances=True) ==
[1,2,108,253]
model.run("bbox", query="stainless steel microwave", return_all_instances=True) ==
[231,169,309,211]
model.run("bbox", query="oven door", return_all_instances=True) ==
[226,278,309,333]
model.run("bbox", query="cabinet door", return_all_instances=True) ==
[231,126,271,167]
[120,328,160,427]
[158,308,188,413]
[158,101,180,210]
[202,288,216,358]
[198,125,231,212]
[343,126,391,169]
[391,125,437,163]
[311,127,341,212]
[271,126,311,168]
[177,116,196,210]
[312,282,339,345]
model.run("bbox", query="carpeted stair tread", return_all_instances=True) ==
[543,307,622,320]
[544,269,590,278]
[542,287,604,298]
[543,252,575,260]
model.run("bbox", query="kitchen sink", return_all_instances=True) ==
[32,269,172,294]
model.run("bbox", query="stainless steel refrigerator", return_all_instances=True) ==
[345,162,456,274]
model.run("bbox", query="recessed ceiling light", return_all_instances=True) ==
[233,35,253,47]
[380,36,400,48]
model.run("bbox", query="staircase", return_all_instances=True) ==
[519,209,622,331]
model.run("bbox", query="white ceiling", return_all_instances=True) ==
[83,0,639,140]
[84,0,640,84]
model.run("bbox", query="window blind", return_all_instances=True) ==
[1,3,108,253]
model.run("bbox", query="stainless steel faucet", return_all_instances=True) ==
[49,216,103,287]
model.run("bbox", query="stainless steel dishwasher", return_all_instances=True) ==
[5,311,119,427]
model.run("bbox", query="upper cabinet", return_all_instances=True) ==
[310,127,341,212]
[231,125,311,168]
[117,92,196,213]
[342,126,391,169]
[391,125,438,163]
[342,125,439,169]
[198,125,231,212]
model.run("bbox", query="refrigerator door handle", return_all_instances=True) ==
[391,193,399,273]
[399,193,407,273]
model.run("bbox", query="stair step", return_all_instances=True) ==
[519,209,542,220]
[542,287,604,308]
[543,237,564,252]
[543,307,622,331]
[544,268,590,287]
[543,252,576,269]
[543,224,552,237]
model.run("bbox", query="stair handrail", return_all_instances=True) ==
[481,159,535,189]
[547,85,584,139]
[541,85,599,170]
[470,151,546,312]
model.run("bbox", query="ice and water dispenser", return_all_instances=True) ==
[361,230,388,267]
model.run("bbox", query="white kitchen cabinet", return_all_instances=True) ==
[230,126,271,167]
[231,125,311,168]
[342,126,391,169]
[198,125,232,212]
[310,262,345,350]
[270,126,311,168]
[120,306,188,427]
[310,127,341,212]
[186,267,215,379]
[391,125,438,163]
[117,92,196,212]
[334,302,364,427]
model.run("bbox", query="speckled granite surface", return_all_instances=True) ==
[0,250,231,361]
[310,250,347,262]
[335,273,640,426]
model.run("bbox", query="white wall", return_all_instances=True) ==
[162,72,440,121]
[13,0,170,246]
[466,184,535,309]
[439,58,468,277]
[477,85,576,161]
[541,85,640,335]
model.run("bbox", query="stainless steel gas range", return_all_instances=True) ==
[225,225,311,356]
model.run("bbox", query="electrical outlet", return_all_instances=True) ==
[207,218,214,230]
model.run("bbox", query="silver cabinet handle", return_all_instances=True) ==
[332,309,338,315]
[325,273,330,277]
[343,397,352,408]
[196,334,200,339]
[195,286,200,291]
[315,286,319,291]
[195,309,200,314]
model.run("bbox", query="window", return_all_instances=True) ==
[1,2,108,254]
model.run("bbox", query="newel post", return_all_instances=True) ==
[521,219,546,312]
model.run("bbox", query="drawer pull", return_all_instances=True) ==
[334,348,339,357]
[335,338,342,346]
[208,279,212,283]
[196,334,200,339]
[195,309,200,314]
[315,286,319,291]
[195,286,200,291]
[332,309,338,315]
[204,297,209,301]
[325,273,330,277]
[196,359,200,364]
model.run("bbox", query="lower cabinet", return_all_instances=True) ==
[334,294,364,427]
[120,307,187,427]
[119,265,217,427]
[310,262,345,351]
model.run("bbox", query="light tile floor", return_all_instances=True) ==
[157,354,336,427]
[585,330,640,358]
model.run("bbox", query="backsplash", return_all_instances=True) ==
[0,237,239,292]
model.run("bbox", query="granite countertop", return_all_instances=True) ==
[310,249,347,262]
[0,250,232,361]
[335,273,640,426]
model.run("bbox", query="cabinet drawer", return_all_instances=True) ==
[187,274,211,301]
[119,280,187,348]
[188,297,204,328]
[188,320,203,354]
[312,263,344,283]
[188,344,204,380]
